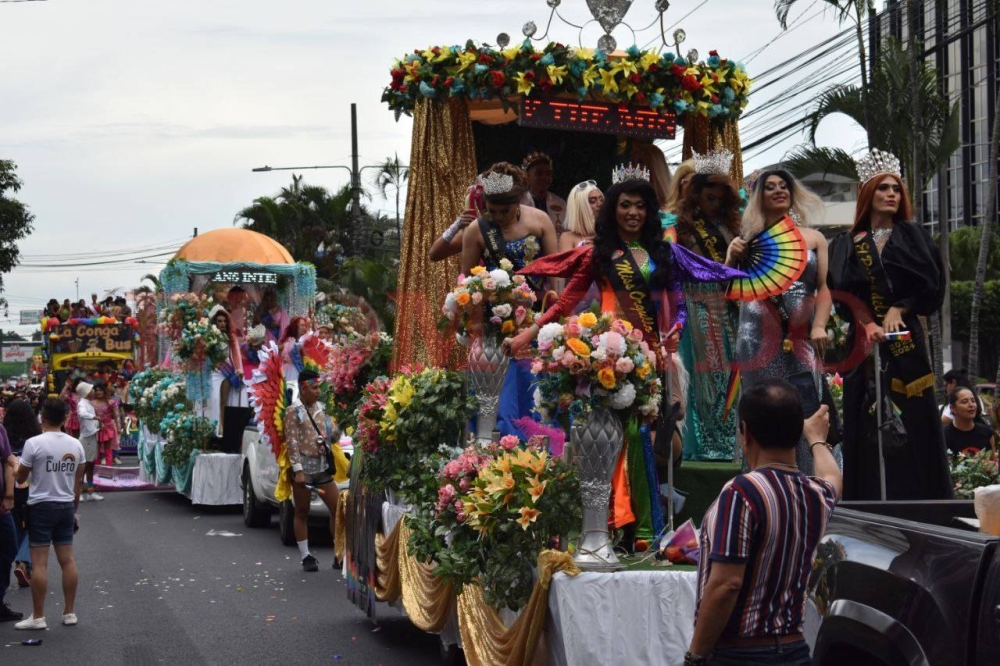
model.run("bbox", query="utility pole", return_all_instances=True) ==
[75,278,79,300]
[350,103,363,251]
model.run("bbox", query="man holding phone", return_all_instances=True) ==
[14,398,85,630]
[687,379,841,665]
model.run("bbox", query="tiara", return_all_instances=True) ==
[521,151,553,171]
[314,310,331,328]
[692,149,734,176]
[855,148,901,186]
[611,162,651,185]
[482,171,515,196]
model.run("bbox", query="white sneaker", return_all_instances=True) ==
[15,615,47,630]
[80,493,91,503]
[90,493,105,501]
[62,613,78,626]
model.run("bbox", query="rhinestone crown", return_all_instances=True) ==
[692,148,734,176]
[611,162,651,185]
[855,148,902,186]
[482,171,515,196]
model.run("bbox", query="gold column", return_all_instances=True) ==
[392,98,478,370]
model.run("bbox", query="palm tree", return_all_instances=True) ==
[371,154,408,241]
[774,0,875,149]
[784,40,960,185]
[234,178,365,279]
[968,86,1000,386]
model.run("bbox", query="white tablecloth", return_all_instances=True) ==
[547,569,698,666]
[189,453,242,506]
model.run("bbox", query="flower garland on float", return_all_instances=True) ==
[407,434,580,611]
[384,41,749,122]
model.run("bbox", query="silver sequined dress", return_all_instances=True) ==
[735,250,827,474]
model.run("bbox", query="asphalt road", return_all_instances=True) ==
[2,485,444,666]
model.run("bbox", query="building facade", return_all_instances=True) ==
[874,0,997,234]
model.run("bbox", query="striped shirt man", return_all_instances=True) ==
[696,468,837,639]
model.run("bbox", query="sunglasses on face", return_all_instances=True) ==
[575,180,598,190]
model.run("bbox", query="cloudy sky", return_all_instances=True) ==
[0,0,866,334]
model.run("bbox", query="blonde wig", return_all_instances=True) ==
[741,169,826,237]
[564,182,601,237]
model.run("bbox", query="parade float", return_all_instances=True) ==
[40,314,139,396]
[343,2,754,660]
[134,228,317,505]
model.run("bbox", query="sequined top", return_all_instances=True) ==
[284,400,340,474]
[486,234,542,290]
[736,249,819,383]
[484,234,541,272]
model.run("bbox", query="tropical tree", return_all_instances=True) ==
[0,159,36,312]
[774,0,875,149]
[371,154,408,241]
[333,256,398,331]
[949,227,1000,283]
[969,85,1000,387]
[234,178,363,280]
[784,39,960,185]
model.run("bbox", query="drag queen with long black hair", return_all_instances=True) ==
[505,166,745,545]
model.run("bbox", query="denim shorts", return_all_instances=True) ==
[28,502,76,547]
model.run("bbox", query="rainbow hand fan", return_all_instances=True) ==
[725,215,808,302]
[298,332,331,373]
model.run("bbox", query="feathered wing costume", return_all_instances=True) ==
[248,338,349,500]
[247,341,291,500]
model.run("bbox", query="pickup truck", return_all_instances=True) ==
[239,418,353,545]
[808,500,1000,665]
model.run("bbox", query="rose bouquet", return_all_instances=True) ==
[409,434,580,611]
[532,311,663,424]
[160,293,212,342]
[161,411,217,466]
[322,331,393,432]
[441,259,537,344]
[137,373,190,435]
[175,318,230,366]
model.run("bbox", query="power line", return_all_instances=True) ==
[16,250,177,269]
[21,239,187,260]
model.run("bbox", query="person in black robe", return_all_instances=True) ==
[827,151,953,500]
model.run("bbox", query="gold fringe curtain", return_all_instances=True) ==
[457,551,580,666]
[397,518,456,632]
[682,117,745,188]
[373,518,402,603]
[362,509,583,665]
[392,98,478,370]
[334,489,348,565]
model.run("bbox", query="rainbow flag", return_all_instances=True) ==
[722,367,741,421]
